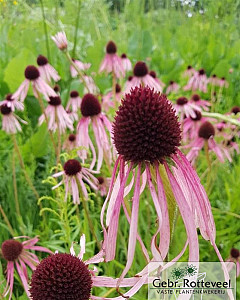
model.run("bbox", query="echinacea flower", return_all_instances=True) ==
[174,96,201,121]
[30,234,143,300]
[0,93,24,111]
[99,41,125,78]
[0,104,27,134]
[186,121,229,163]
[51,31,68,50]
[184,68,208,93]
[183,65,196,77]
[1,236,52,299]
[121,53,132,71]
[190,94,211,111]
[66,90,82,112]
[226,248,239,277]
[70,58,91,78]
[77,93,113,171]
[97,176,110,197]
[53,84,60,94]
[30,252,92,300]
[182,110,204,141]
[13,65,57,102]
[125,61,162,93]
[101,86,226,293]
[222,138,240,162]
[208,74,219,86]
[37,55,60,83]
[231,106,240,115]
[39,96,73,133]
[52,159,98,204]
[102,84,122,111]
[166,80,179,94]
[149,70,165,90]
[81,75,99,94]
[219,77,229,88]
[62,133,77,151]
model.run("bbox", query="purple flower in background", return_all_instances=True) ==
[13,65,57,102]
[99,41,125,78]
[1,236,52,300]
[77,93,113,171]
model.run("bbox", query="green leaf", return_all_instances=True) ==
[21,124,51,158]
[211,59,231,78]
[3,48,36,92]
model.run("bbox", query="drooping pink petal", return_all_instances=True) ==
[117,164,141,286]
[164,162,199,262]
[105,162,133,261]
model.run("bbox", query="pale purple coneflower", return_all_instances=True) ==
[182,110,204,142]
[0,93,24,111]
[51,31,68,50]
[53,84,61,94]
[13,65,57,102]
[184,68,208,93]
[99,41,125,78]
[70,58,91,78]
[149,70,165,90]
[97,176,110,197]
[215,121,234,141]
[52,159,98,204]
[125,62,162,93]
[231,106,240,115]
[101,86,227,294]
[0,104,27,134]
[174,96,201,121]
[37,55,60,83]
[183,65,196,77]
[66,90,82,112]
[222,138,240,162]
[190,94,211,111]
[66,109,79,122]
[62,133,77,151]
[186,121,229,163]
[77,93,113,171]
[81,75,99,94]
[38,96,73,133]
[102,84,122,112]
[219,77,229,88]
[226,248,240,277]
[166,80,180,94]
[121,53,132,71]
[1,236,52,300]
[208,74,219,86]
[30,234,143,300]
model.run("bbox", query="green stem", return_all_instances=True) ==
[201,111,240,127]
[72,0,81,58]
[0,205,15,236]
[56,112,61,165]
[36,91,58,156]
[76,179,101,250]
[12,151,21,219]
[112,71,117,109]
[65,51,90,92]
[40,0,51,61]
[212,207,240,219]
